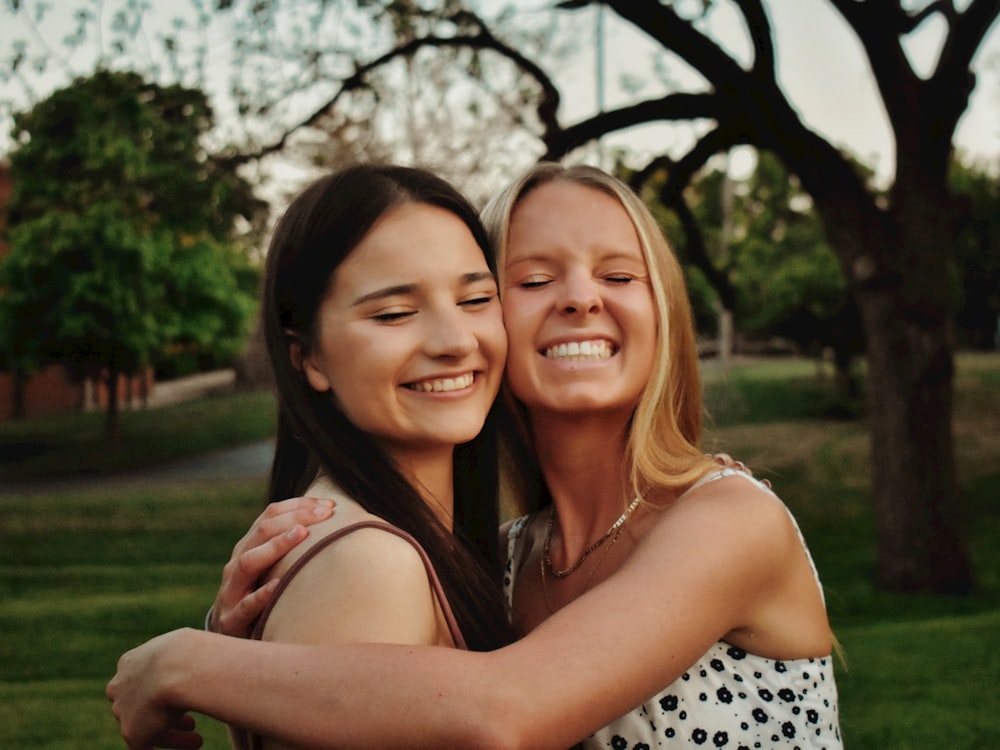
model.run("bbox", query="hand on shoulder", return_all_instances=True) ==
[260,506,445,648]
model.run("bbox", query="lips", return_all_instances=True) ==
[404,372,475,392]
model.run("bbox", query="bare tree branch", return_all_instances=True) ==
[542,91,732,160]
[220,23,563,167]
[937,0,1000,78]
[604,0,750,91]
[732,0,776,78]
[628,153,739,311]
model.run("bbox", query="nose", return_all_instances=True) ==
[425,307,478,358]
[558,271,602,316]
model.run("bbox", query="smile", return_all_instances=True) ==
[543,339,614,361]
[405,373,475,392]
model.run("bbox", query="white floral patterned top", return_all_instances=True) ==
[503,470,843,750]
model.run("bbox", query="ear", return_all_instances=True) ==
[287,330,332,393]
[302,352,333,394]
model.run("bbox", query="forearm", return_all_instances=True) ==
[161,629,516,750]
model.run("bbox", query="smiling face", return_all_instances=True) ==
[301,201,506,458]
[501,181,658,420]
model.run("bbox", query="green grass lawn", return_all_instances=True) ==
[1,354,998,748]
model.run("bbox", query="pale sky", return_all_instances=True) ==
[1,0,998,187]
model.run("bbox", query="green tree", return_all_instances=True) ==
[0,69,262,442]
[731,154,860,382]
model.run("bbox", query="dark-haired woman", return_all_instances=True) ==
[114,163,514,749]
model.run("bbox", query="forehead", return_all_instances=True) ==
[506,181,642,260]
[328,202,490,299]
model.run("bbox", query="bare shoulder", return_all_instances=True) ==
[261,504,441,647]
[639,472,802,574]
[267,494,386,578]
[678,472,793,531]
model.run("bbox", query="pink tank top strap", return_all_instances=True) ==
[251,519,467,649]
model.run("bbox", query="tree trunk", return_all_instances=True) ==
[105,367,121,448]
[859,286,973,592]
[786,126,975,594]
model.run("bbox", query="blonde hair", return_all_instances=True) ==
[482,163,715,514]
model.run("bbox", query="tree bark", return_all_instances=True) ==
[859,281,973,592]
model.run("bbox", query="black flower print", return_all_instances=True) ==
[692,728,708,744]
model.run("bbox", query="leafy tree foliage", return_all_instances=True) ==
[729,156,856,351]
[0,69,263,440]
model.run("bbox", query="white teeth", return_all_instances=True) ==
[544,340,612,361]
[408,373,475,392]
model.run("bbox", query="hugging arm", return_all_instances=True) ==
[110,480,808,750]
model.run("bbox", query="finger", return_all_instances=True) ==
[217,579,280,637]
[149,713,203,749]
[172,714,197,731]
[240,524,311,576]
[219,523,311,605]
[212,530,303,636]
[244,498,335,550]
[222,525,308,602]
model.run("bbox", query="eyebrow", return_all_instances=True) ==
[350,271,496,307]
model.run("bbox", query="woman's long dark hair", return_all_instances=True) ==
[262,163,514,650]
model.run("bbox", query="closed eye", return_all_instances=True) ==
[372,311,415,322]
[460,294,496,308]
[605,275,633,284]
[519,278,551,289]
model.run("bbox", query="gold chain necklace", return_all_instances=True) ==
[540,517,628,614]
[542,494,642,579]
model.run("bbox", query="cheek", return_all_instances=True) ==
[484,310,508,362]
